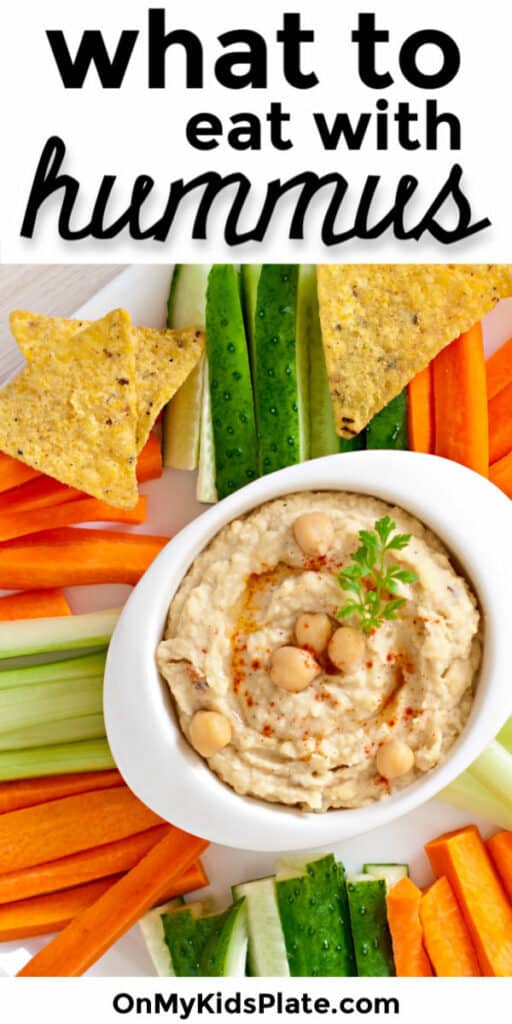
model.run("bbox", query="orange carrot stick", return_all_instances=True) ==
[0,589,71,621]
[0,495,147,543]
[487,831,512,902]
[0,770,123,814]
[0,453,40,494]
[408,365,434,453]
[0,786,163,874]
[0,527,168,590]
[433,324,489,476]
[136,432,163,483]
[0,876,119,941]
[386,877,432,976]
[489,381,512,464]
[18,827,209,976]
[487,337,512,401]
[490,449,512,497]
[0,825,206,904]
[425,825,512,976]
[420,876,480,976]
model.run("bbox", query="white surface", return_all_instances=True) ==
[1,266,511,977]
[105,451,512,850]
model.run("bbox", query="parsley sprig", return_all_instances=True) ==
[336,516,418,634]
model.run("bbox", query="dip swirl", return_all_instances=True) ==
[157,492,481,812]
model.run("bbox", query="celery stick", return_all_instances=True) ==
[0,714,105,751]
[0,609,119,663]
[0,738,115,780]
[497,717,512,754]
[438,768,512,829]
[0,651,106,690]
[0,677,103,733]
[470,741,512,808]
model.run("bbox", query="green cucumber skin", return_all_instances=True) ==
[339,433,366,453]
[253,265,303,475]
[305,857,356,977]
[275,876,311,976]
[162,909,221,977]
[366,391,408,450]
[241,265,261,374]
[346,878,395,977]
[275,856,356,977]
[206,265,258,499]
[199,899,247,977]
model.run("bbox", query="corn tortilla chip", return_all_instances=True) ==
[134,326,205,451]
[10,311,205,451]
[2,309,139,508]
[317,264,512,438]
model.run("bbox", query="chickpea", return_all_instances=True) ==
[295,612,332,655]
[189,710,232,758]
[376,739,415,780]
[269,646,321,692]
[293,512,334,557]
[328,626,365,674]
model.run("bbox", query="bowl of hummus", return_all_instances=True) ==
[104,451,512,851]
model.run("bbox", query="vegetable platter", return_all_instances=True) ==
[0,266,511,976]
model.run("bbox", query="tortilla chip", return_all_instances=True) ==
[10,311,205,451]
[317,264,512,438]
[2,309,139,508]
[134,326,205,451]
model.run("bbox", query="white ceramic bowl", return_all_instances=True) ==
[104,451,512,851]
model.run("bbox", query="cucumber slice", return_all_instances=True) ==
[233,877,290,977]
[275,875,311,976]
[199,898,248,976]
[161,904,223,977]
[366,390,408,450]
[303,265,338,459]
[163,264,210,470]
[196,357,218,503]
[252,265,307,475]
[346,875,395,977]
[363,864,409,891]
[139,897,186,977]
[339,434,366,453]
[241,265,261,372]
[206,265,258,499]
[270,854,356,976]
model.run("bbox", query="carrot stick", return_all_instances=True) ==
[386,876,432,976]
[136,432,163,483]
[0,786,163,874]
[433,324,489,476]
[0,589,71,621]
[489,381,512,464]
[487,831,512,902]
[490,449,512,497]
[0,827,170,904]
[487,337,512,401]
[0,527,168,589]
[0,453,40,495]
[425,825,512,975]
[0,434,162,514]
[0,770,122,814]
[0,876,119,941]
[0,825,207,904]
[408,365,434,453]
[420,876,481,976]
[18,827,209,976]
[0,495,147,543]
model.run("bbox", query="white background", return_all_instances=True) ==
[1,0,512,262]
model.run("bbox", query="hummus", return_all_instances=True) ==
[157,492,481,812]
